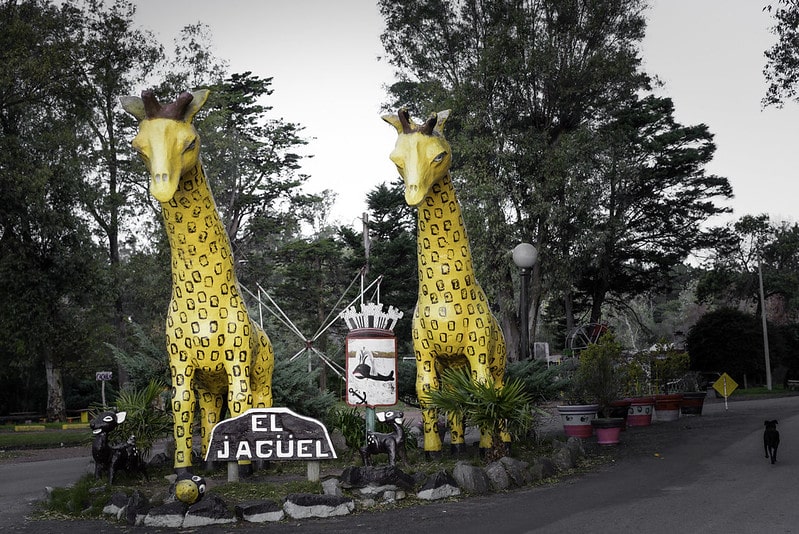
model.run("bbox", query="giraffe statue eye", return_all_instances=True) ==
[433,152,447,163]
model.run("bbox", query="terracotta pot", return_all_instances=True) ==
[557,404,598,438]
[627,396,655,427]
[654,393,683,422]
[680,391,707,415]
[591,417,625,445]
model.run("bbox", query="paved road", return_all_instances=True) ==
[2,395,797,533]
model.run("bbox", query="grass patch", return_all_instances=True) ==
[0,429,91,450]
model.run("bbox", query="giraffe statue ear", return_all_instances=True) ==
[120,96,146,121]
[184,89,210,123]
[382,112,404,133]
[433,110,450,135]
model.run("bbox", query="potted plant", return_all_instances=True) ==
[652,343,689,422]
[623,352,655,427]
[575,332,626,445]
[679,371,708,415]
[557,358,599,439]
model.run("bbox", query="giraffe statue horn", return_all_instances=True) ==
[398,109,413,134]
[141,90,161,119]
[140,90,195,120]
[419,114,437,136]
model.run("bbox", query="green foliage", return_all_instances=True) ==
[105,321,169,391]
[650,342,690,393]
[686,308,764,384]
[426,367,535,462]
[46,474,111,517]
[397,358,419,406]
[271,357,336,421]
[327,406,366,449]
[505,359,570,403]
[572,333,624,417]
[107,380,172,460]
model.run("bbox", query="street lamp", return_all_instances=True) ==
[512,243,538,360]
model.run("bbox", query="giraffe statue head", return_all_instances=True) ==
[120,89,209,203]
[382,109,452,207]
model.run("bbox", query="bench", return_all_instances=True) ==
[787,379,799,391]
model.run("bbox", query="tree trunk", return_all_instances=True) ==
[44,349,66,422]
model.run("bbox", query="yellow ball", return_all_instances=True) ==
[175,473,206,504]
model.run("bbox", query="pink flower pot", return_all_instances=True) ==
[557,405,598,438]
[627,397,655,427]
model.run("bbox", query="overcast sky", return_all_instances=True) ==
[134,0,798,228]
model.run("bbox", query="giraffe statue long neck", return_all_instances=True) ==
[416,173,476,299]
[160,161,236,296]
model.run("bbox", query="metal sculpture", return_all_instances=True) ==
[90,410,147,484]
[360,410,406,466]
[382,109,507,455]
[120,89,274,471]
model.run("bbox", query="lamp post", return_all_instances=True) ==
[512,243,538,360]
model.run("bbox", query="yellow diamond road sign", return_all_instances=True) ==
[713,373,738,398]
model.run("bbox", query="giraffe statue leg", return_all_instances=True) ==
[171,370,196,471]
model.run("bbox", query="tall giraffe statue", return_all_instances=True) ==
[382,109,507,455]
[121,89,274,472]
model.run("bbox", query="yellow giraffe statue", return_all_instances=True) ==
[121,89,274,472]
[382,109,507,455]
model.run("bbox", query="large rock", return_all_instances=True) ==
[102,492,129,521]
[452,461,491,494]
[417,470,461,501]
[499,456,532,487]
[283,493,354,519]
[183,494,235,527]
[236,500,284,523]
[566,436,586,463]
[339,465,416,491]
[529,457,558,482]
[126,489,151,526]
[551,445,574,471]
[484,461,511,492]
[143,501,187,528]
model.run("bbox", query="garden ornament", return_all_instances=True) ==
[90,410,147,484]
[360,410,406,466]
[120,89,275,471]
[382,109,508,455]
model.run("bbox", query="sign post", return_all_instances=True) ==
[96,371,113,408]
[205,408,337,482]
[712,373,739,411]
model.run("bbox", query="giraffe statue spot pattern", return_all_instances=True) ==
[382,108,508,453]
[121,89,274,471]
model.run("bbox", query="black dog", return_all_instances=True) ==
[764,419,780,464]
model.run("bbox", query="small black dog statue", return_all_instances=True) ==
[764,419,780,465]
[90,410,148,484]
[360,410,406,467]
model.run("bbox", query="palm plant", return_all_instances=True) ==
[106,379,172,460]
[426,367,535,463]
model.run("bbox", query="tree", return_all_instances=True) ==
[0,0,111,419]
[379,0,653,357]
[698,214,799,321]
[686,308,764,384]
[71,0,165,386]
[364,179,418,351]
[763,0,799,107]
[575,95,732,323]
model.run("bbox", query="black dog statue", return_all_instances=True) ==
[360,410,406,467]
[90,410,147,484]
[764,419,780,464]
